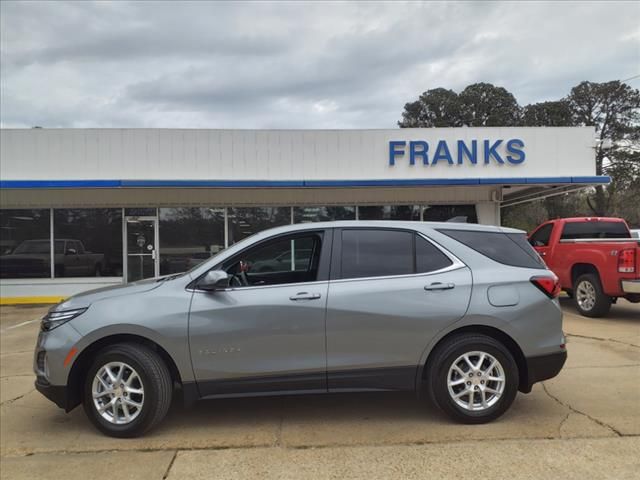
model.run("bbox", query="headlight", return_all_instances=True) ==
[41,307,87,331]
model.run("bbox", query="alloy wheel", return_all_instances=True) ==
[92,361,145,425]
[447,351,506,411]
[576,280,596,311]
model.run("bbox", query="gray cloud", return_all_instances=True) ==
[1,0,638,129]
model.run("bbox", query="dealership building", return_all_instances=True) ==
[0,126,606,303]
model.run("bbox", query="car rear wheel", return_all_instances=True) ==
[574,273,611,318]
[426,334,518,424]
[83,343,172,437]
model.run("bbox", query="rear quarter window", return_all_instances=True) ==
[438,229,545,269]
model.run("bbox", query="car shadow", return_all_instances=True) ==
[559,297,640,322]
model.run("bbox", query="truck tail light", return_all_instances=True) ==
[618,249,636,273]
[531,275,561,299]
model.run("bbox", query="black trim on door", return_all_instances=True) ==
[197,372,327,398]
[195,366,418,399]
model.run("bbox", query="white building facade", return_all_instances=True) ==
[0,127,606,302]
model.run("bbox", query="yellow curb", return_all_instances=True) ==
[0,296,65,305]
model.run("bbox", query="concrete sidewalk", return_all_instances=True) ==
[1,299,638,479]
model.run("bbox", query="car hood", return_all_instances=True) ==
[55,275,175,310]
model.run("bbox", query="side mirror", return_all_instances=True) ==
[66,248,77,255]
[199,270,230,291]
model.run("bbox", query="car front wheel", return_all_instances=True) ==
[426,334,519,424]
[83,343,172,437]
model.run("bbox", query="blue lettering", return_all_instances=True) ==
[457,140,477,165]
[432,140,453,165]
[484,139,504,164]
[506,138,525,164]
[389,141,406,166]
[409,141,429,165]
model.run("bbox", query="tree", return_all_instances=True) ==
[566,81,640,215]
[458,83,521,126]
[522,100,574,126]
[398,88,462,128]
[398,83,522,128]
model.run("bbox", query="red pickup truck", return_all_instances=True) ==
[528,217,640,317]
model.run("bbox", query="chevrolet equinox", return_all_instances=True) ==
[34,221,567,437]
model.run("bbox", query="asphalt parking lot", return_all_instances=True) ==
[1,298,638,479]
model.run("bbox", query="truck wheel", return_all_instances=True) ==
[425,334,518,424]
[574,273,611,318]
[83,343,172,438]
[94,264,102,277]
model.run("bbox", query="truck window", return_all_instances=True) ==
[560,222,630,240]
[530,224,553,247]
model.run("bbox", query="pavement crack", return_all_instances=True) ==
[274,412,284,447]
[564,364,640,369]
[541,382,623,437]
[557,412,570,437]
[566,333,640,349]
[162,450,178,480]
[0,388,35,406]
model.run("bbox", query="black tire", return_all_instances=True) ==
[573,273,611,318]
[426,334,519,424]
[83,343,172,438]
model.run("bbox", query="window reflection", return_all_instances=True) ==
[423,205,477,223]
[357,205,421,221]
[228,207,291,244]
[54,209,123,277]
[293,206,355,223]
[0,209,51,278]
[159,208,225,275]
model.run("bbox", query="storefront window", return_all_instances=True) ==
[53,209,123,277]
[228,207,291,244]
[124,208,157,217]
[0,209,51,278]
[357,205,421,221]
[423,205,478,223]
[159,208,225,275]
[293,206,355,223]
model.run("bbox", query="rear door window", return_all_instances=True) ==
[438,229,545,269]
[339,229,455,280]
[341,229,413,279]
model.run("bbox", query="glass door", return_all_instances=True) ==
[125,217,159,282]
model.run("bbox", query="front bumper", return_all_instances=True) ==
[35,378,68,410]
[622,280,640,294]
[522,350,567,392]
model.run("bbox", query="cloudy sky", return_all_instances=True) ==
[1,0,638,129]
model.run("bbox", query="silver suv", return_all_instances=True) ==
[34,221,566,437]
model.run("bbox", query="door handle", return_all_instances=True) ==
[289,292,321,301]
[424,282,455,291]
[539,251,546,256]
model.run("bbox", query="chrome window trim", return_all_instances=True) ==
[330,264,466,285]
[190,279,329,294]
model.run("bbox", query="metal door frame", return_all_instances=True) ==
[123,215,159,282]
